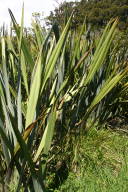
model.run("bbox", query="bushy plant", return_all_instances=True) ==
[0,7,127,191]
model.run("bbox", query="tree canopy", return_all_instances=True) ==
[46,0,128,30]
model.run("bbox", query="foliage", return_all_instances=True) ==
[0,7,127,191]
[52,127,128,192]
[46,0,128,30]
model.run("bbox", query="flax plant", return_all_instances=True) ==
[0,7,127,191]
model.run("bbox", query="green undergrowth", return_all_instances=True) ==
[48,127,128,192]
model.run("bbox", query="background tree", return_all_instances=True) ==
[46,0,128,30]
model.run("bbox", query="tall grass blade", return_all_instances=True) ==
[25,55,41,127]
[8,9,34,70]
[86,73,125,118]
[41,13,73,93]
[34,107,56,162]
[80,19,118,87]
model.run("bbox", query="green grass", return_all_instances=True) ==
[50,127,128,192]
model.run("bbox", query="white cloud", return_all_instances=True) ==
[0,0,57,27]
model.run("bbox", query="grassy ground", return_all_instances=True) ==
[48,127,128,192]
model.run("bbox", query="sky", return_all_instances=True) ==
[0,0,71,27]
